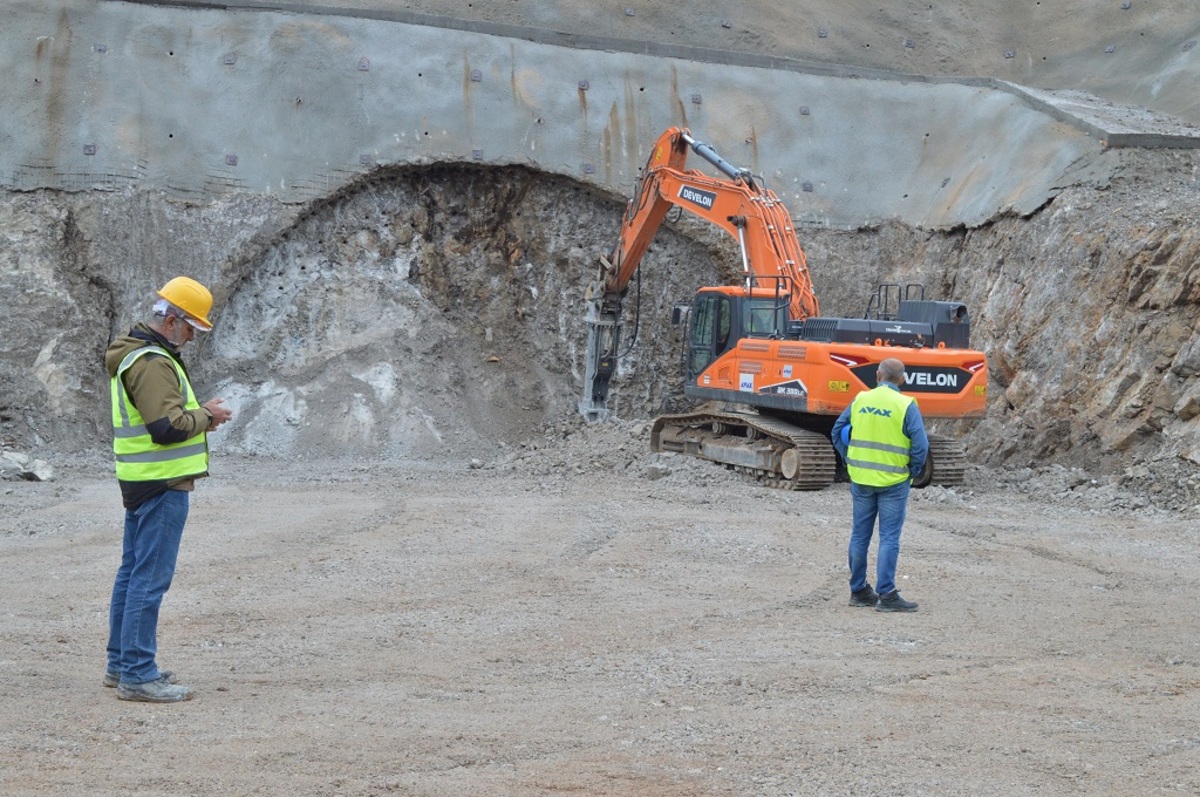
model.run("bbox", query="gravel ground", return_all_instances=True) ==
[2,424,1198,796]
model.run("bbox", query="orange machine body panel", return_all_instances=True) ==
[689,339,988,419]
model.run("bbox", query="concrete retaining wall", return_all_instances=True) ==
[4,0,1182,229]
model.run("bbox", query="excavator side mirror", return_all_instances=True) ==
[671,304,689,326]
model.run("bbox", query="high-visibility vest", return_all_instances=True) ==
[110,346,208,482]
[845,385,914,487]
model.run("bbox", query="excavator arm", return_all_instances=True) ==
[580,127,818,421]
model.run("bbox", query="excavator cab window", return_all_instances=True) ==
[746,298,786,337]
[686,292,732,380]
[717,298,732,349]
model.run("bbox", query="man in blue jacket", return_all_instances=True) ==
[831,357,928,612]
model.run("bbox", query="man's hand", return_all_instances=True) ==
[203,398,233,431]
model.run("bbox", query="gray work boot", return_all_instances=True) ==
[116,675,193,703]
[876,591,919,612]
[849,585,879,607]
[105,669,176,689]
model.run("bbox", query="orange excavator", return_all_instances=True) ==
[580,127,987,489]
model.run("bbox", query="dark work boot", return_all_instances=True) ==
[876,591,919,612]
[849,585,879,607]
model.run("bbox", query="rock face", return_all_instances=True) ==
[3,147,1200,508]
[0,168,730,459]
[0,190,293,453]
[810,148,1200,466]
[199,166,726,460]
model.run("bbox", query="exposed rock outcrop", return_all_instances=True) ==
[1,149,1197,507]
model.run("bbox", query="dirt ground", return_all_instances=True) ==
[2,422,1198,797]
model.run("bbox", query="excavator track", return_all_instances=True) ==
[649,409,968,491]
[650,408,837,490]
[923,433,967,487]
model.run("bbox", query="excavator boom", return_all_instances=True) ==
[580,127,818,420]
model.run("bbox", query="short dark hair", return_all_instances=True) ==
[878,357,906,385]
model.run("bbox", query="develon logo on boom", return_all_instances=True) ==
[678,185,716,210]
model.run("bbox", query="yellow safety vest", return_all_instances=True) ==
[110,346,208,482]
[845,385,914,487]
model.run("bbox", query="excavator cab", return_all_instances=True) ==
[683,287,789,381]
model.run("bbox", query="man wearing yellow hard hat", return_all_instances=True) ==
[103,276,233,703]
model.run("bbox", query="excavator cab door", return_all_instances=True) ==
[685,291,734,381]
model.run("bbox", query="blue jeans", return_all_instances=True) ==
[848,479,911,597]
[107,489,188,685]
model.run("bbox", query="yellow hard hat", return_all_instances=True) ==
[156,276,214,331]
